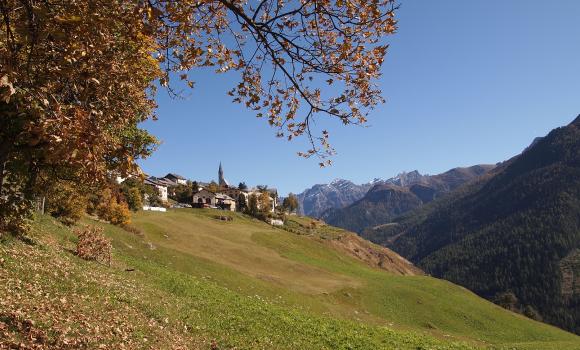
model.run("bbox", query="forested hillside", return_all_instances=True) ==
[365,116,580,334]
[322,184,422,233]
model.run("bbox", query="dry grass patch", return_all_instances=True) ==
[0,221,204,350]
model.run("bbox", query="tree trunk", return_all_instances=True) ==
[0,138,12,193]
[23,152,39,201]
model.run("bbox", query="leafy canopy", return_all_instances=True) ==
[146,0,398,163]
[0,0,397,233]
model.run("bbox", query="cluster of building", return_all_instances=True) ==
[142,163,278,212]
[143,173,188,202]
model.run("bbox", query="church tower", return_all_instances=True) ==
[218,162,229,187]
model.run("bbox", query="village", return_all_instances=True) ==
[121,163,297,225]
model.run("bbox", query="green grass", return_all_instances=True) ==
[1,209,579,349]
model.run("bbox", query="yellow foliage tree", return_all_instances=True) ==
[0,0,398,232]
[96,188,131,226]
[259,191,272,214]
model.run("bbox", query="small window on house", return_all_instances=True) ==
[206,198,211,204]
[197,198,203,204]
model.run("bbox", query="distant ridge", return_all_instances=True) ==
[320,165,495,233]
[296,165,494,223]
[296,179,372,218]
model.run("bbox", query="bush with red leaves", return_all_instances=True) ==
[75,226,111,266]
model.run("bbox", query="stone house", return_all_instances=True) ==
[193,189,236,211]
[144,177,168,202]
[164,173,188,185]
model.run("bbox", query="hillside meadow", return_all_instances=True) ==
[1,209,579,349]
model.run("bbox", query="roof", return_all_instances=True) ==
[215,193,236,201]
[157,178,179,187]
[246,187,278,195]
[144,177,167,188]
[165,173,186,180]
[145,175,179,187]
[193,189,236,201]
[145,176,183,187]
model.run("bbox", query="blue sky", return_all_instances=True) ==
[139,0,580,196]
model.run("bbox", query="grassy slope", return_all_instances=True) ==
[0,210,578,349]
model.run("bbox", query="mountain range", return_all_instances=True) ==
[362,115,580,334]
[296,166,495,222]
[312,165,495,233]
[296,179,373,218]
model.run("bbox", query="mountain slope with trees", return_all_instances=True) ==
[321,184,423,233]
[364,116,580,334]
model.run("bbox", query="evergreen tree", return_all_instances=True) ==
[247,194,259,216]
[191,181,199,193]
[237,193,247,212]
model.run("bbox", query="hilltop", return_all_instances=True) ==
[1,210,579,349]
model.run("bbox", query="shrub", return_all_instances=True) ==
[146,190,163,207]
[75,226,112,266]
[45,182,87,226]
[95,188,131,226]
[246,193,259,216]
[0,190,31,236]
[524,305,543,321]
[125,187,143,212]
[85,192,100,216]
[172,184,193,204]
[96,188,114,220]
[252,211,269,222]
[121,224,143,236]
[494,291,519,311]
[109,201,131,226]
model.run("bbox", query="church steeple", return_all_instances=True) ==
[218,162,228,187]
